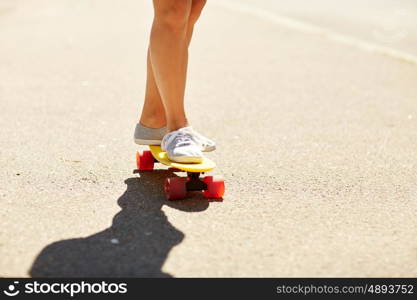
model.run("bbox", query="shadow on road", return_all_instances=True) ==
[29,171,209,277]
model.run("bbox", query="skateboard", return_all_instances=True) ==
[136,146,225,200]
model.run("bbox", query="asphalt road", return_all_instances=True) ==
[238,0,417,54]
[1,0,417,277]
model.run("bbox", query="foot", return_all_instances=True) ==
[161,127,203,163]
[134,123,167,145]
[182,126,216,152]
[134,124,216,152]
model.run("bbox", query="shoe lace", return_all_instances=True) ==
[176,133,193,147]
[182,127,207,147]
[166,132,193,148]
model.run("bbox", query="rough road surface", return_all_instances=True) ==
[1,0,417,277]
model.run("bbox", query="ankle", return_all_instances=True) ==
[139,115,167,129]
[167,119,189,132]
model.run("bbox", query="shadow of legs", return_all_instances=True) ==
[29,171,209,277]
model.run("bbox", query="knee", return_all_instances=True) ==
[154,1,192,33]
[189,0,207,26]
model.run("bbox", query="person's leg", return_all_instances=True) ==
[139,0,207,130]
[139,48,167,129]
[185,0,207,45]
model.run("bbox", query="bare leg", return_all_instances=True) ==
[139,0,207,131]
[140,48,167,129]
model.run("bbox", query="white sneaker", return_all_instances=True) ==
[161,128,204,163]
[181,126,216,152]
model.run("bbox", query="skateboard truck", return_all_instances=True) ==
[186,172,207,191]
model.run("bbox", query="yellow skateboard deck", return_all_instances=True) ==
[149,145,215,172]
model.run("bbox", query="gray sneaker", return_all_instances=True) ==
[161,127,203,163]
[133,123,167,145]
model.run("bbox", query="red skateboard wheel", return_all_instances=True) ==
[164,177,187,200]
[203,175,225,199]
[136,151,154,171]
